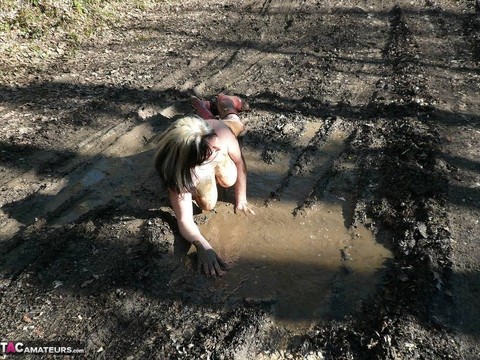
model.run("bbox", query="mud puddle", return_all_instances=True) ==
[201,139,393,332]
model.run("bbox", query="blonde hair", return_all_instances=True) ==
[154,115,216,193]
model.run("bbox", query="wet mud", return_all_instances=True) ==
[1,0,480,359]
[200,141,392,331]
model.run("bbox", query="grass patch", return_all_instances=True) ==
[0,0,160,81]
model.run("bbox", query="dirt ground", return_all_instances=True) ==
[1,0,479,359]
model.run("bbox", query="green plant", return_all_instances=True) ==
[73,0,86,14]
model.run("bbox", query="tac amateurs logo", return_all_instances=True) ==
[0,341,84,355]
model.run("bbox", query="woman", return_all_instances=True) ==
[154,94,255,277]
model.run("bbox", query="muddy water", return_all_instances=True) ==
[201,142,393,331]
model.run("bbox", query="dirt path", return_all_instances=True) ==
[1,0,479,358]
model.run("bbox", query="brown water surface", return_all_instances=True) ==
[201,144,393,331]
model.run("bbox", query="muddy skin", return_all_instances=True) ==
[1,1,479,359]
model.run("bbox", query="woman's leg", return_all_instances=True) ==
[221,114,246,137]
[191,97,215,120]
[215,94,249,137]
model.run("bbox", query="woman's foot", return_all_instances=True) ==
[215,93,250,118]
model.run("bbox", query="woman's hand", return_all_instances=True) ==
[193,241,228,277]
[235,200,256,215]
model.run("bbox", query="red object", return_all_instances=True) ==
[216,93,250,118]
[191,98,214,120]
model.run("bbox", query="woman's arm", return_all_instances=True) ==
[168,189,227,276]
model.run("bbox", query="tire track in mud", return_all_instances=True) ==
[365,5,447,261]
[298,5,457,358]
[263,116,349,211]
[191,0,356,216]
[0,94,184,292]
[178,0,330,97]
[0,88,158,242]
[170,1,277,93]
[0,108,174,250]
[414,2,480,355]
